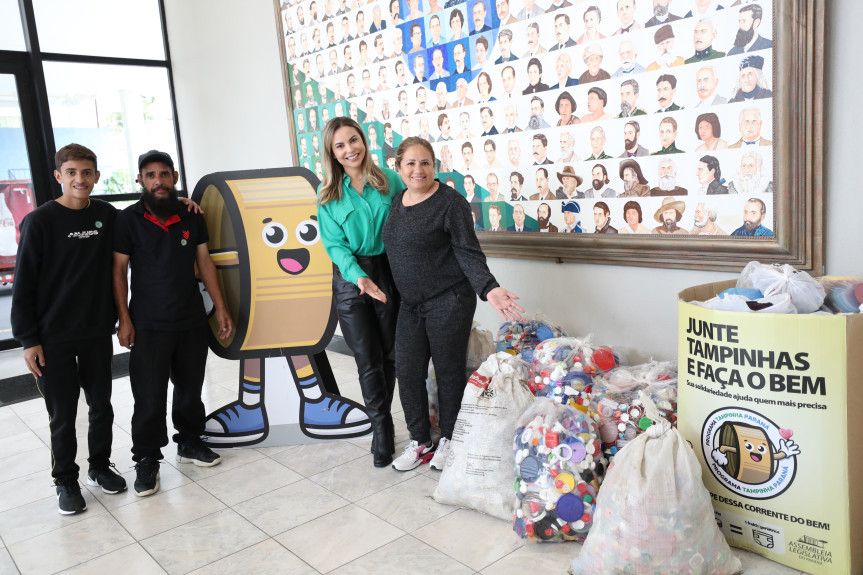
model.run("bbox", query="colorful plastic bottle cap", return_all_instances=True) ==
[555,472,576,493]
[617,422,627,432]
[638,416,653,430]
[555,493,584,522]
[620,413,630,423]
[553,444,573,463]
[570,441,586,463]
[574,519,585,530]
[520,456,542,482]
[592,347,616,370]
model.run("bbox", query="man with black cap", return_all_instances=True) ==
[729,56,772,102]
[113,150,233,497]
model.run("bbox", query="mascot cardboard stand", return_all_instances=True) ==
[192,168,370,447]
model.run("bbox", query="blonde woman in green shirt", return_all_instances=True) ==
[318,117,405,467]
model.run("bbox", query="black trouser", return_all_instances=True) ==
[333,256,399,434]
[396,280,476,444]
[37,335,114,481]
[129,325,208,462]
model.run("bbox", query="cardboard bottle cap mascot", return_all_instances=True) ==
[192,168,370,446]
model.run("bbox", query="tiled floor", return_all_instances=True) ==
[0,348,809,574]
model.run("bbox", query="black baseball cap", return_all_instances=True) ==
[137,150,175,172]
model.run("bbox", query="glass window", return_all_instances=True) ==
[0,74,37,339]
[44,62,181,194]
[33,0,165,60]
[0,0,25,51]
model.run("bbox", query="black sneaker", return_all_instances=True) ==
[176,443,222,467]
[134,457,160,497]
[87,463,128,494]
[55,478,86,515]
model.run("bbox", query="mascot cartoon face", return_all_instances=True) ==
[197,171,336,357]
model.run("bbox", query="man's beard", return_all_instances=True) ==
[510,188,520,200]
[624,138,637,151]
[620,101,633,116]
[734,26,755,48]
[663,217,677,231]
[527,114,542,129]
[653,3,669,17]
[743,219,761,232]
[538,215,549,228]
[693,216,708,229]
[735,171,769,195]
[142,185,180,220]
[592,178,603,191]
[620,59,634,72]
[659,175,676,191]
[657,49,676,67]
[623,179,636,192]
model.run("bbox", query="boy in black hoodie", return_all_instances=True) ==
[11,143,127,515]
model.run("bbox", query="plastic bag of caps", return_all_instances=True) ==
[570,392,742,575]
[427,323,495,443]
[496,315,567,362]
[590,360,678,459]
[513,398,606,543]
[737,261,826,314]
[434,352,534,521]
[528,336,619,411]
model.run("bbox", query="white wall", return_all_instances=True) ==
[165,0,295,182]
[165,0,860,364]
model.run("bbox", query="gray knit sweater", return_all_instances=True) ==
[382,182,499,307]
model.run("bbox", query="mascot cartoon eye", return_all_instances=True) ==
[262,221,288,248]
[295,219,320,245]
[757,444,767,454]
[744,441,754,452]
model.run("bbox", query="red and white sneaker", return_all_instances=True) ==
[429,437,451,471]
[391,440,434,471]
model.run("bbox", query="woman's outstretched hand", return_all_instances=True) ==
[358,276,388,303]
[487,287,525,321]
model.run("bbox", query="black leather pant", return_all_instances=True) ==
[333,255,399,440]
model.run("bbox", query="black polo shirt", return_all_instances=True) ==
[114,199,208,331]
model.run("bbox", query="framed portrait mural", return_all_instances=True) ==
[276,0,824,272]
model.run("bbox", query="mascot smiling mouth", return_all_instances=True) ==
[277,248,310,274]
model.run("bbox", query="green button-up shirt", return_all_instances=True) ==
[317,167,405,285]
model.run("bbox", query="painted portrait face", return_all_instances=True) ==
[476,41,488,65]
[513,204,525,225]
[584,9,600,33]
[696,161,714,184]
[694,203,707,226]
[558,97,572,118]
[741,155,759,178]
[508,140,520,164]
[693,21,716,51]
[430,16,441,41]
[481,108,493,130]
[659,160,675,178]
[528,63,541,85]
[696,68,718,100]
[659,121,676,148]
[499,33,511,56]
[739,109,762,141]
[496,0,510,19]
[593,206,608,228]
[560,132,572,150]
[489,206,502,226]
[502,67,516,93]
[590,129,604,154]
[657,80,675,107]
[433,49,444,71]
[454,43,466,67]
[535,169,548,191]
[587,91,602,112]
[473,1,486,30]
[698,119,715,141]
[530,98,542,116]
[617,0,636,25]
[620,83,637,109]
[532,138,546,160]
[555,16,570,43]
[478,74,491,96]
[739,67,759,93]
[743,201,765,230]
[462,144,474,166]
[487,174,498,194]
[625,207,639,226]
[586,53,602,74]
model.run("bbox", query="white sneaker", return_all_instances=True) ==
[392,440,434,472]
[429,437,451,471]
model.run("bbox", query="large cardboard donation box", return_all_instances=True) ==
[678,280,863,575]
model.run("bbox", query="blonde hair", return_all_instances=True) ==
[318,117,388,205]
